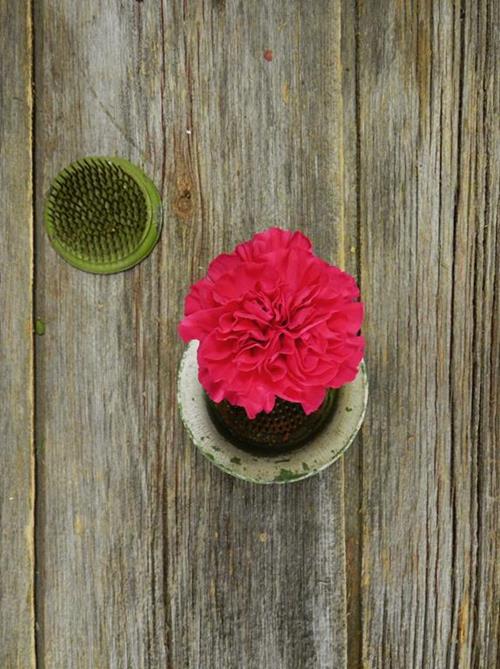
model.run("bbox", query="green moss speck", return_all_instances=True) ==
[230,457,241,465]
[302,462,310,471]
[345,406,353,412]
[274,468,303,482]
[35,319,46,335]
[205,452,215,461]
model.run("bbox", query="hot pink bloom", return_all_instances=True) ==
[179,228,364,418]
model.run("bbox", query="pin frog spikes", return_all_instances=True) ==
[205,389,337,455]
[44,157,162,274]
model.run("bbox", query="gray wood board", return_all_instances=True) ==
[34,1,348,667]
[355,0,499,667]
[0,0,491,667]
[0,1,35,667]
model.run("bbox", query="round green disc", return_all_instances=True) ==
[44,157,162,274]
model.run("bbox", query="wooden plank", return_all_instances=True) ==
[34,2,168,666]
[161,3,349,668]
[33,0,499,665]
[35,2,350,667]
[0,2,35,668]
[339,1,364,667]
[356,0,499,666]
[451,3,499,666]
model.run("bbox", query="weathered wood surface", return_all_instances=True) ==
[0,2,35,667]
[0,0,497,667]
[355,2,499,667]
[34,2,349,667]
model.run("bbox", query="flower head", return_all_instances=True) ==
[179,228,364,418]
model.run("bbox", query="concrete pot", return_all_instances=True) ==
[178,341,368,484]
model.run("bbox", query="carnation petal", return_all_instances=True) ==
[178,307,224,342]
[327,302,364,334]
[207,252,241,281]
[199,332,236,361]
[212,262,262,302]
[300,387,326,414]
[184,277,217,314]
[179,227,364,417]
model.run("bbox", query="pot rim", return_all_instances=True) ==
[178,340,368,484]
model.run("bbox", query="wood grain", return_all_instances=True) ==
[34,2,168,666]
[34,1,349,667]
[160,3,349,668]
[355,1,499,667]
[0,0,492,667]
[0,2,35,667]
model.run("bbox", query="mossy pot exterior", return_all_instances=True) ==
[178,341,369,484]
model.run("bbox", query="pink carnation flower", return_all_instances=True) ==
[179,228,365,419]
